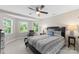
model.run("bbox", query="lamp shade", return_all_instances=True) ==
[67,24,77,31]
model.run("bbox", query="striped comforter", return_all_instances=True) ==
[28,35,65,54]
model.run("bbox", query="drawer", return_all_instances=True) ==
[1,41,5,49]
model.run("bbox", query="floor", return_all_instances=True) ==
[59,46,79,54]
[4,39,79,54]
[4,39,33,54]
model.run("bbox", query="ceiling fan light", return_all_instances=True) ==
[36,11,40,14]
[36,11,40,16]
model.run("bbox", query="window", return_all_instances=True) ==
[19,22,28,33]
[33,22,39,32]
[3,19,13,34]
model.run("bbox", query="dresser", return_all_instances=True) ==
[0,29,5,54]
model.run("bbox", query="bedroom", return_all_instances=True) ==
[0,5,79,54]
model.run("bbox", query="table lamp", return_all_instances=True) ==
[67,24,77,36]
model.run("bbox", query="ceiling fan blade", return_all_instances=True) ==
[40,5,44,9]
[40,11,48,14]
[28,7,35,11]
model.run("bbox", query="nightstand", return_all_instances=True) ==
[68,36,76,50]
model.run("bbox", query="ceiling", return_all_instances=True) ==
[0,5,79,19]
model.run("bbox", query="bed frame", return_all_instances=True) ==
[25,27,65,54]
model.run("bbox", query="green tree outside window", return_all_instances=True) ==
[3,19,13,34]
[20,22,28,33]
[33,23,39,32]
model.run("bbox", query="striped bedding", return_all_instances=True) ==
[28,35,65,54]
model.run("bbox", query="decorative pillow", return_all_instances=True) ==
[48,31,54,36]
[54,31,61,36]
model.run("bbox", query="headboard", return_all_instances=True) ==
[47,26,65,37]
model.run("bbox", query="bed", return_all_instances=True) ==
[25,27,65,54]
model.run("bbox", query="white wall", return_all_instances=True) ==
[0,11,36,44]
[40,9,79,28]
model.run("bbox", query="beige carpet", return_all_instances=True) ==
[59,46,79,54]
[4,39,79,54]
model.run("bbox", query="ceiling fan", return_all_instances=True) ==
[28,5,48,16]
